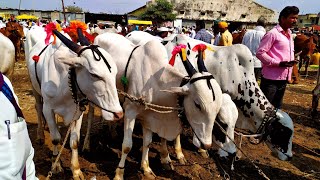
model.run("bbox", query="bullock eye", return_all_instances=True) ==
[194,101,201,110]
[90,73,103,80]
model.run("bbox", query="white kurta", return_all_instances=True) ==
[0,75,38,180]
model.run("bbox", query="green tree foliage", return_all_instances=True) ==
[66,5,83,13]
[140,0,176,26]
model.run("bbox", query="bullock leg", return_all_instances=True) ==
[175,135,187,164]
[291,64,299,84]
[82,104,94,152]
[159,138,174,171]
[304,59,310,77]
[141,128,156,179]
[42,107,63,173]
[70,114,85,180]
[114,108,137,180]
[33,89,45,145]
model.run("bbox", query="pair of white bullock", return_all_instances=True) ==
[126,31,293,161]
[25,26,230,180]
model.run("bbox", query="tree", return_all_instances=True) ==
[65,5,83,13]
[140,0,176,27]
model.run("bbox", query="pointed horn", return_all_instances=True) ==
[52,30,81,54]
[197,50,208,72]
[77,28,90,46]
[179,51,197,76]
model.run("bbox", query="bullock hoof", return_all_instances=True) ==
[114,168,124,180]
[198,149,209,158]
[178,157,187,165]
[73,169,85,180]
[249,137,260,144]
[235,151,242,160]
[51,162,64,174]
[162,162,174,171]
[143,171,156,179]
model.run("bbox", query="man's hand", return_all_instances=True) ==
[279,60,299,67]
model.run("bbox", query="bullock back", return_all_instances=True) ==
[232,29,246,44]
[294,34,317,58]
[3,21,25,61]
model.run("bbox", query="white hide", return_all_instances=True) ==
[125,31,162,45]
[0,33,15,79]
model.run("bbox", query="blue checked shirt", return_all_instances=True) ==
[194,29,213,44]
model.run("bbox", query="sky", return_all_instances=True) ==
[1,0,319,14]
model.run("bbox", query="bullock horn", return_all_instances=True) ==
[179,52,197,76]
[52,30,81,53]
[197,50,208,73]
[77,28,90,46]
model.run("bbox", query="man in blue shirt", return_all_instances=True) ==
[194,20,213,44]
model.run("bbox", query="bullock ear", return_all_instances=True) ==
[160,86,190,95]
[56,55,84,67]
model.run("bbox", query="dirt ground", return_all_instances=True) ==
[11,56,320,180]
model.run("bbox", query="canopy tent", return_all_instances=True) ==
[128,19,152,25]
[15,14,38,20]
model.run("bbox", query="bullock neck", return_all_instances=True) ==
[233,81,275,132]
[68,67,88,111]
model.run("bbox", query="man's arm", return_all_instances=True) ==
[256,32,279,66]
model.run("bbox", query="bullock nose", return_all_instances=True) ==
[287,156,292,161]
[114,111,124,120]
[202,143,212,150]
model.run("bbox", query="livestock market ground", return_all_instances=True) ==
[12,56,319,180]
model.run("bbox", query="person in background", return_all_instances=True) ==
[194,20,213,44]
[218,21,233,46]
[242,16,267,81]
[256,6,299,109]
[311,48,320,65]
[116,24,122,33]
[190,26,196,38]
[212,23,221,45]
[155,27,169,40]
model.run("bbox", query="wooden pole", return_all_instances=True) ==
[18,0,22,15]
[61,0,66,23]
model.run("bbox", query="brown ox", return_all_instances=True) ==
[291,34,318,83]
[0,21,25,61]
[232,29,246,44]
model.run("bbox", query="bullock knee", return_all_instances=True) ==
[70,132,79,149]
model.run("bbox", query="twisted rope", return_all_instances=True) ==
[46,106,79,179]
[117,89,183,113]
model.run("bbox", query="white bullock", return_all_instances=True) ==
[24,26,46,62]
[164,34,294,161]
[125,31,236,157]
[26,29,123,179]
[0,73,37,179]
[0,33,15,79]
[94,33,223,179]
[125,30,161,45]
